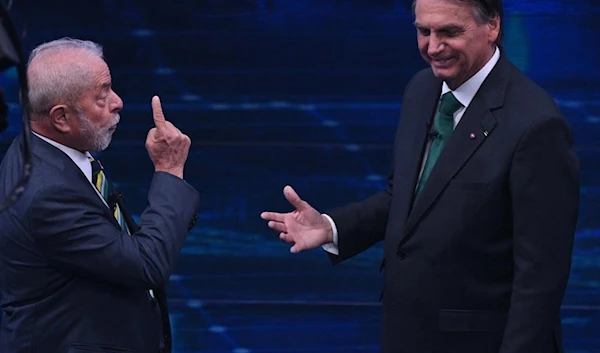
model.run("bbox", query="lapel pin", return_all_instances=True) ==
[483,131,489,137]
[469,133,476,139]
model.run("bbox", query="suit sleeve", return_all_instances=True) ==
[500,116,579,352]
[326,167,393,262]
[29,171,200,289]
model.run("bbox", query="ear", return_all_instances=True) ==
[48,104,76,134]
[487,16,501,44]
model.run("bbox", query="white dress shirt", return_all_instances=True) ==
[323,47,501,255]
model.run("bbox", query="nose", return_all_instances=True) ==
[110,90,124,113]
[427,34,444,57]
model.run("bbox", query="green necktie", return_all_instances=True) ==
[414,92,463,198]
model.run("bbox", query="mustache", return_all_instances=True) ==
[104,114,120,130]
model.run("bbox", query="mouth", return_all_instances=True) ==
[108,125,118,132]
[431,57,456,68]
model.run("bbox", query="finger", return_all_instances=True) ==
[290,243,303,253]
[146,128,155,139]
[279,233,295,244]
[261,211,286,222]
[283,185,308,211]
[268,221,287,233]
[145,128,156,146]
[163,120,182,135]
[180,134,191,151]
[151,95,167,130]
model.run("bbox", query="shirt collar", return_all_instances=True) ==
[441,46,500,107]
[32,131,93,183]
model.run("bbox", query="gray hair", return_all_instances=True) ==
[27,37,104,119]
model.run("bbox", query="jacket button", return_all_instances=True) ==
[396,248,406,260]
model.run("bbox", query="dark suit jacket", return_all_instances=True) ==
[328,54,580,353]
[0,133,200,353]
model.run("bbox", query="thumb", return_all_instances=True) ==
[283,185,309,211]
[151,95,167,130]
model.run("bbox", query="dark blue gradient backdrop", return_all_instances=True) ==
[1,1,599,352]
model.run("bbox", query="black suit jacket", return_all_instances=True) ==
[0,133,200,353]
[328,54,580,353]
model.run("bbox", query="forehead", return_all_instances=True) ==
[87,56,111,82]
[79,56,112,94]
[414,0,476,27]
[74,54,111,100]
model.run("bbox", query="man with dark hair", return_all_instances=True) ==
[0,38,199,353]
[261,0,579,352]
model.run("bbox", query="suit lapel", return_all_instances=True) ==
[30,134,172,350]
[30,134,122,230]
[393,77,442,229]
[403,55,510,238]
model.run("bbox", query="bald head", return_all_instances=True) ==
[27,38,105,120]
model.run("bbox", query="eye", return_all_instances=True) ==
[439,26,464,37]
[447,29,463,36]
[417,27,430,36]
[96,95,108,106]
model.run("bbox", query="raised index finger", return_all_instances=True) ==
[151,95,167,130]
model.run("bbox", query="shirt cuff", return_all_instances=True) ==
[321,213,339,255]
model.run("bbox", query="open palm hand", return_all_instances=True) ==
[261,185,332,253]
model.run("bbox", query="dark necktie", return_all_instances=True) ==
[415,92,463,197]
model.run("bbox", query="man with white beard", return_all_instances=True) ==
[0,38,199,353]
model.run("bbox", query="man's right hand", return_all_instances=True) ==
[145,95,191,179]
[261,185,333,253]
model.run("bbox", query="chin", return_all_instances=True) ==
[431,68,460,86]
[99,141,112,151]
[431,65,451,78]
[89,139,112,152]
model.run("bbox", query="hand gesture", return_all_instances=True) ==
[145,96,191,179]
[261,185,333,253]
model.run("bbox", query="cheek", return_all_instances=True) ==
[88,107,111,127]
[417,37,429,55]
[98,117,112,130]
[464,31,489,58]
[446,39,470,61]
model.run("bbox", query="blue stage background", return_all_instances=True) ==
[0,1,599,352]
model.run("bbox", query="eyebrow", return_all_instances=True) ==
[414,22,464,32]
[438,24,464,32]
